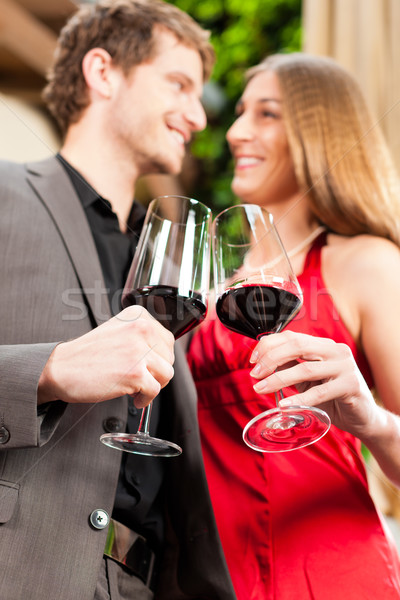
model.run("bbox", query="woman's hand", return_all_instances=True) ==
[249,330,381,439]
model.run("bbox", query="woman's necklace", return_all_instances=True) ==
[286,225,326,260]
[242,225,326,274]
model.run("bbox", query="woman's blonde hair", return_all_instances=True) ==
[247,53,400,244]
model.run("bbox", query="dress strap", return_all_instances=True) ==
[302,230,328,273]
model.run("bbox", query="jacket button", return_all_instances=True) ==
[89,509,109,530]
[103,417,124,433]
[0,426,10,444]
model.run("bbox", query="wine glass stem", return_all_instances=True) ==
[137,401,153,435]
[274,389,284,409]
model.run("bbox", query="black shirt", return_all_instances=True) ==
[57,154,165,551]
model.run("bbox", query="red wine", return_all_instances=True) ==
[216,284,301,339]
[122,285,207,339]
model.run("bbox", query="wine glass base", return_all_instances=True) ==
[243,405,331,453]
[100,432,182,457]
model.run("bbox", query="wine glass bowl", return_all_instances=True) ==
[100,195,211,456]
[213,204,331,452]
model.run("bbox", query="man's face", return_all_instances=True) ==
[107,29,207,176]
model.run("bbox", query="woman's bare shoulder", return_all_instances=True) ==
[321,233,400,341]
[325,233,400,277]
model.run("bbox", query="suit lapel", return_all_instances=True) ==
[26,156,111,326]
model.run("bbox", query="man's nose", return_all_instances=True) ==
[187,98,207,132]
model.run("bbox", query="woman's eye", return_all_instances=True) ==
[171,80,184,91]
[261,110,277,119]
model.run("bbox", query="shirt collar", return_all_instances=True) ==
[56,153,108,209]
[56,152,146,236]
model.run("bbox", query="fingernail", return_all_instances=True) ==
[253,381,267,393]
[249,350,259,364]
[250,363,261,377]
[279,399,291,407]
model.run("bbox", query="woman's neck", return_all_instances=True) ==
[263,196,323,272]
[267,196,319,248]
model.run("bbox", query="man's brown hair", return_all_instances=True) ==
[43,0,215,134]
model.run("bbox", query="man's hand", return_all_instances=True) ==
[38,306,175,409]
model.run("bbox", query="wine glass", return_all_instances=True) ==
[213,204,331,452]
[100,195,211,456]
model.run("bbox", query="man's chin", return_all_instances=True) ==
[147,158,183,177]
[165,158,184,176]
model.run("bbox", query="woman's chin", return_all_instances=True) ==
[231,183,252,204]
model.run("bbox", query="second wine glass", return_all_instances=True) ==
[100,195,211,457]
[213,204,331,452]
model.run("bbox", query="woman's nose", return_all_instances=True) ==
[226,113,252,144]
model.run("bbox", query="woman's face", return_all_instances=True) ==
[226,70,299,208]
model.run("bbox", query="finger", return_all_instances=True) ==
[267,331,339,361]
[251,332,345,376]
[119,306,175,363]
[125,355,175,408]
[144,351,175,390]
[119,305,175,346]
[250,331,304,363]
[140,328,175,364]
[125,337,175,389]
[130,371,162,409]
[252,358,345,394]
[278,372,360,409]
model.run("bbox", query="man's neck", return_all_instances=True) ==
[60,129,138,233]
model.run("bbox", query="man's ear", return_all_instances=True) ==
[81,47,114,99]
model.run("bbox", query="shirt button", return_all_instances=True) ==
[131,473,141,486]
[103,417,124,433]
[89,509,109,530]
[0,426,10,444]
[128,403,138,417]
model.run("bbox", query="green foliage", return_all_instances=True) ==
[167,0,302,213]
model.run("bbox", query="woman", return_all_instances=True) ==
[187,53,400,599]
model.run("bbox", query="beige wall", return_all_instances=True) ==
[0,94,60,162]
[302,0,400,173]
[303,0,400,526]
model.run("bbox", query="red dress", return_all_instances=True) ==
[187,233,400,599]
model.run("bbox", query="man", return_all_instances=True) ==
[0,1,235,598]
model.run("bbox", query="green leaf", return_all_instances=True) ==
[165,0,302,214]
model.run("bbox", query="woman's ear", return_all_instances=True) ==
[81,47,113,99]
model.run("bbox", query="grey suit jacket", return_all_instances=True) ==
[0,157,235,600]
